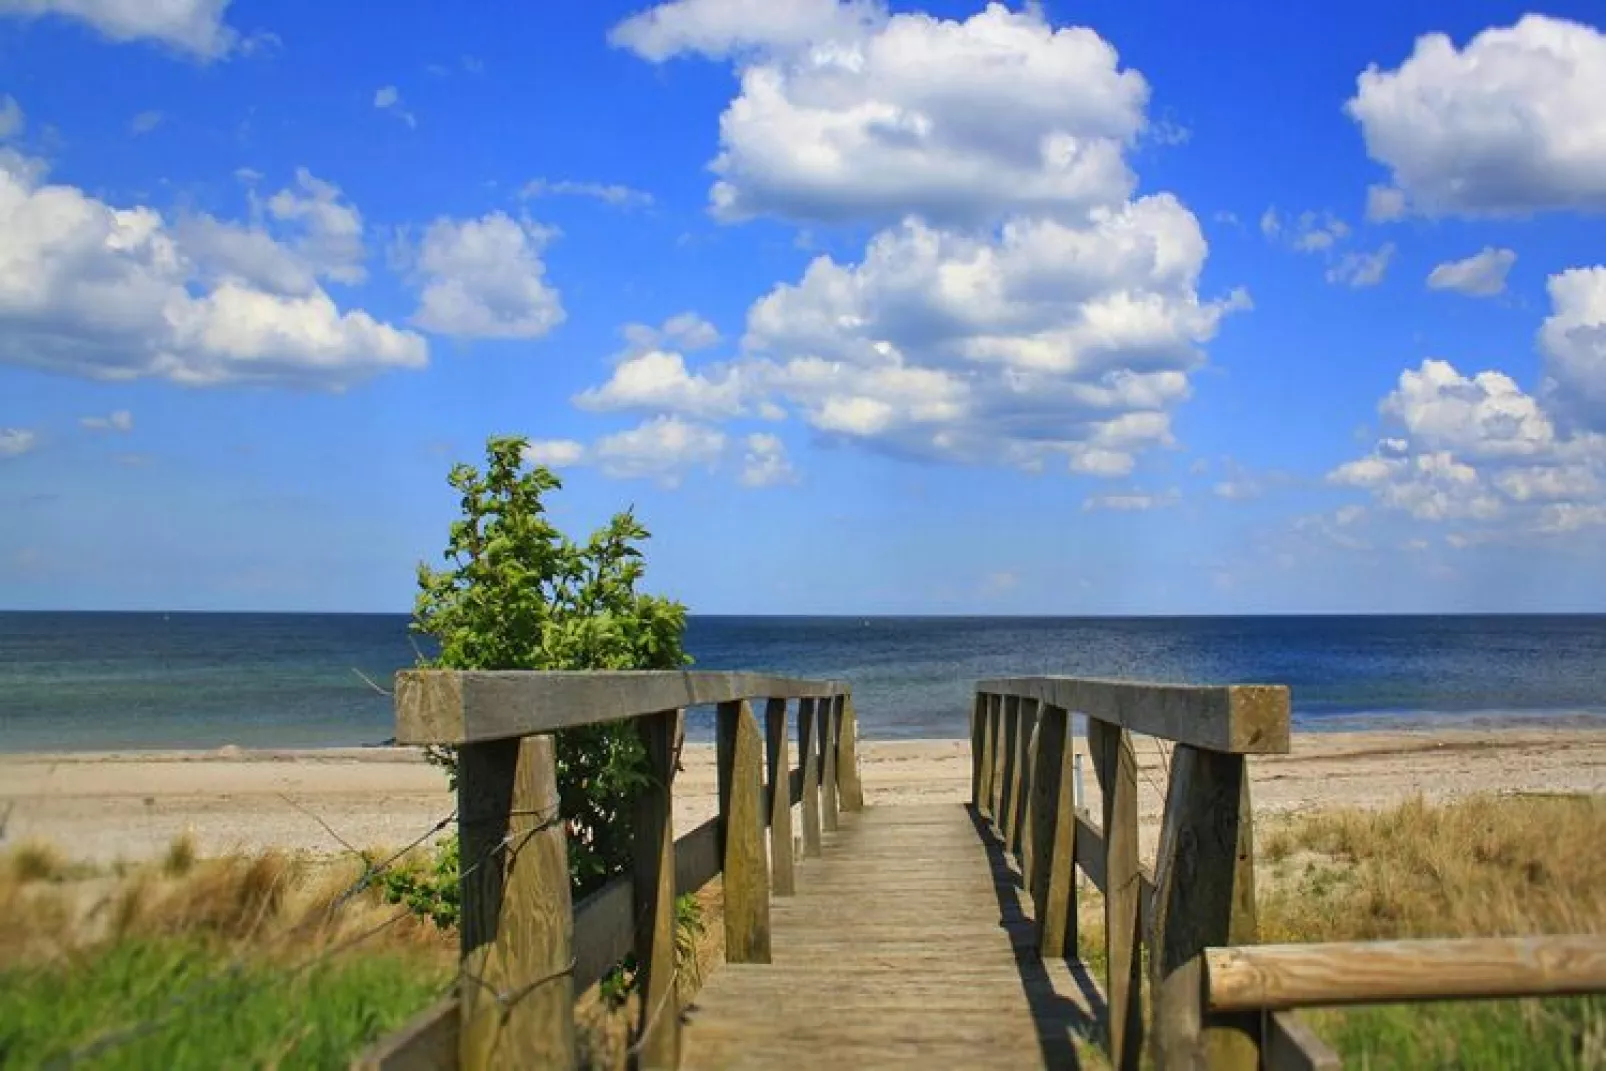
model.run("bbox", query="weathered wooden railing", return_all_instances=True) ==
[973,676,1606,1070]
[357,671,864,1071]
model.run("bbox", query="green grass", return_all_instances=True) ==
[1306,999,1606,1070]
[0,938,451,1070]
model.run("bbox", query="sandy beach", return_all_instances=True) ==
[5,728,1605,865]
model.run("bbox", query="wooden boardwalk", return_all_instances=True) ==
[681,804,1098,1069]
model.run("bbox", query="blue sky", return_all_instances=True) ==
[3,0,1605,614]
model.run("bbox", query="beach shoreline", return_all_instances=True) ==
[4,726,1605,865]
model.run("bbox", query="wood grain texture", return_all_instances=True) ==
[457,735,574,1070]
[1089,718,1143,1071]
[397,670,846,745]
[798,698,821,858]
[837,694,865,812]
[350,995,458,1071]
[1011,699,1038,864]
[675,816,721,899]
[764,698,796,897]
[1263,1011,1341,1071]
[1207,935,1606,1011]
[681,805,1094,1070]
[633,709,681,1070]
[820,696,840,833]
[998,695,1021,847]
[970,692,989,810]
[1149,745,1259,1070]
[1028,704,1076,960]
[978,693,998,819]
[990,694,1009,823]
[718,700,773,964]
[1072,811,1156,930]
[976,678,1290,755]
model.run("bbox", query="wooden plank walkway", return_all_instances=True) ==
[681,804,1100,1069]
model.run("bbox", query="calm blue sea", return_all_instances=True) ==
[1,613,1604,751]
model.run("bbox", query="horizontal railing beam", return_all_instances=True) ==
[396,670,847,745]
[976,676,1290,754]
[1207,935,1606,1011]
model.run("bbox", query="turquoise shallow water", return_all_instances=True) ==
[2,613,1604,750]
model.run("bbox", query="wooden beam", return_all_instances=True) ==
[457,734,574,1069]
[1089,718,1143,1071]
[977,693,998,819]
[674,816,721,899]
[1029,703,1076,960]
[837,694,865,812]
[970,691,988,811]
[718,700,773,964]
[632,709,680,1070]
[1263,1011,1341,1071]
[764,698,796,897]
[990,694,1009,823]
[1149,745,1259,1070]
[820,696,840,834]
[1011,698,1038,864]
[397,670,846,745]
[998,695,1020,845]
[1207,935,1606,1011]
[975,678,1290,755]
[1072,810,1156,929]
[573,877,633,994]
[351,996,458,1071]
[798,697,822,858]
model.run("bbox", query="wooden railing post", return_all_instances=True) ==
[717,700,772,963]
[1090,718,1143,1071]
[998,694,1021,845]
[1011,697,1039,865]
[798,697,822,858]
[458,734,576,1070]
[836,693,865,812]
[763,698,796,897]
[1150,745,1259,1070]
[1029,703,1077,959]
[971,691,990,811]
[819,695,840,832]
[632,710,681,1070]
[990,693,1009,822]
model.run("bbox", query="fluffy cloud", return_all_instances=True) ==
[522,439,585,468]
[521,178,653,209]
[0,428,36,457]
[739,432,796,487]
[1365,184,1406,223]
[1539,267,1606,432]
[614,1,1148,226]
[80,409,133,432]
[0,152,425,388]
[593,415,726,485]
[408,213,565,339]
[1326,242,1395,288]
[1330,353,1605,535]
[1427,247,1515,297]
[0,0,240,60]
[173,169,367,297]
[599,1,1242,481]
[741,195,1243,471]
[1346,15,1606,217]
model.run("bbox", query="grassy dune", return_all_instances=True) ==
[0,836,453,1069]
[1077,793,1606,1068]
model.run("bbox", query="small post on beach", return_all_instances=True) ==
[633,709,681,1069]
[798,697,822,857]
[764,697,796,897]
[717,699,773,964]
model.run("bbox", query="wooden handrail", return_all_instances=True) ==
[976,676,1291,754]
[360,678,863,1071]
[396,670,846,745]
[1206,935,1606,1011]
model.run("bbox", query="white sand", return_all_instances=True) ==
[3,729,1604,864]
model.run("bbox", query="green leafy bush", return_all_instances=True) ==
[385,434,690,914]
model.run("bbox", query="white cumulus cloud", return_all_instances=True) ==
[408,213,565,339]
[1539,267,1606,431]
[1427,247,1515,297]
[0,0,241,60]
[593,415,726,486]
[1346,15,1606,217]
[0,152,426,388]
[739,432,796,487]
[522,439,585,469]
[614,1,1148,227]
